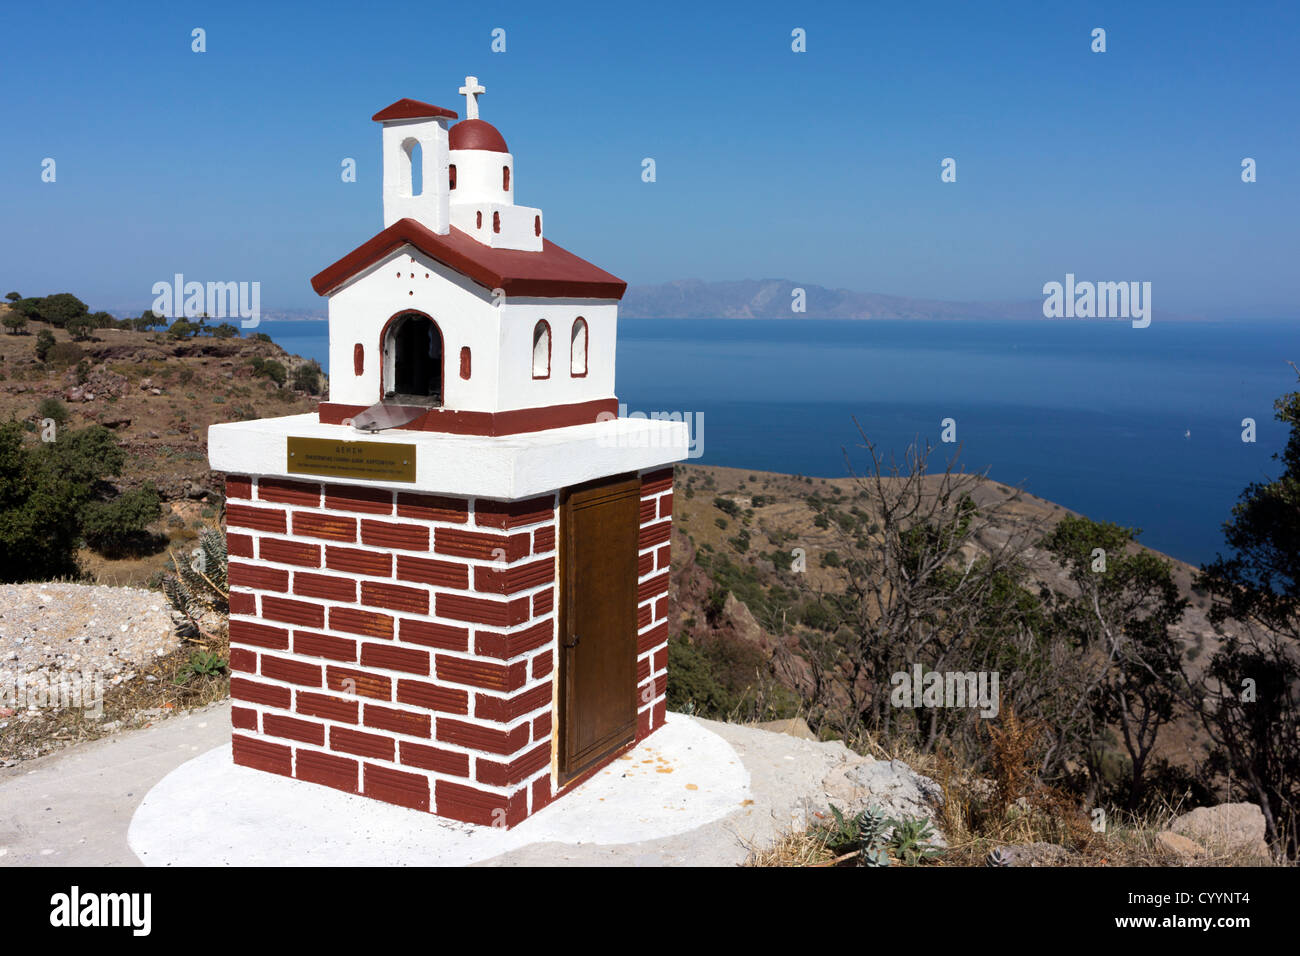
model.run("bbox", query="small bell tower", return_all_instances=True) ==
[374,98,458,233]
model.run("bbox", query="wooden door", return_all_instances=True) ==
[557,474,640,784]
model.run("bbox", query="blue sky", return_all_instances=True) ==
[1,0,1296,315]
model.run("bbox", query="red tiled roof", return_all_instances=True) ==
[310,218,627,300]
[372,99,458,122]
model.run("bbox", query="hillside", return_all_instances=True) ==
[666,463,1234,775]
[0,305,321,586]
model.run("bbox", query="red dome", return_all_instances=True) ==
[449,119,508,153]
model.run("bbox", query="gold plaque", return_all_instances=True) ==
[286,437,417,483]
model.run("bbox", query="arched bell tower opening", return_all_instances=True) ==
[382,311,443,405]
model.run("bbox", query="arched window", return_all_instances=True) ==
[383,312,442,405]
[449,164,457,190]
[492,211,501,233]
[502,165,510,191]
[402,139,423,197]
[532,321,551,379]
[570,318,588,376]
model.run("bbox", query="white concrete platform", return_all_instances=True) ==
[208,414,688,499]
[127,713,749,866]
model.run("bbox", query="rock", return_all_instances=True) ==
[987,842,1075,867]
[823,757,947,845]
[100,417,131,430]
[149,387,162,395]
[1155,831,1204,860]
[140,378,153,390]
[1169,803,1270,858]
[752,717,818,741]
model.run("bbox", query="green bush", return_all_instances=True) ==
[80,482,162,557]
[30,293,89,328]
[250,356,287,387]
[3,313,27,335]
[167,319,198,340]
[35,329,55,361]
[0,423,130,581]
[38,397,68,424]
[292,362,321,395]
[47,342,84,367]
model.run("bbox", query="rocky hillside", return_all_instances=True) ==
[666,463,1235,771]
[0,306,321,585]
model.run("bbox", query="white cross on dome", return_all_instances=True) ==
[459,76,485,120]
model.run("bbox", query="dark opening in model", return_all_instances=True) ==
[384,312,442,405]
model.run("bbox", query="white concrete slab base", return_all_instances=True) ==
[208,413,688,499]
[127,713,749,866]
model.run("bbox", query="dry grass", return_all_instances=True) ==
[0,622,229,765]
[743,828,837,867]
[740,705,1284,867]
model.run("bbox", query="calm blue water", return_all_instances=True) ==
[255,318,1300,568]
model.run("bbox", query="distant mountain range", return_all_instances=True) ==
[618,278,1209,322]
[617,279,1045,321]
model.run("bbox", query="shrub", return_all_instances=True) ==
[250,357,287,387]
[35,329,55,361]
[292,361,321,395]
[33,293,90,328]
[0,423,127,581]
[167,319,198,340]
[47,342,84,367]
[80,482,163,557]
[38,397,68,424]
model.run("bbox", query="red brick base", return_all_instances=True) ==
[224,466,673,827]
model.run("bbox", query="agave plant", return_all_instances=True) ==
[857,806,892,867]
[822,803,893,866]
[887,815,946,866]
[162,526,229,642]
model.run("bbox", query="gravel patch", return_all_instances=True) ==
[0,583,180,710]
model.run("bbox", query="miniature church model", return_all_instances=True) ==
[208,78,687,827]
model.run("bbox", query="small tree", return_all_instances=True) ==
[35,329,55,361]
[167,318,197,340]
[66,314,94,341]
[4,292,20,302]
[1040,516,1189,809]
[1197,364,1300,857]
[2,313,26,335]
[35,293,89,328]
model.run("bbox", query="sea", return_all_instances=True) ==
[253,317,1300,569]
